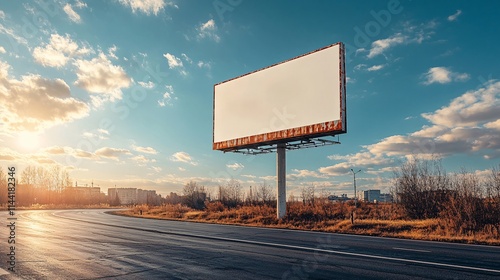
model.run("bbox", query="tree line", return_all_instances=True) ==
[175,179,276,210]
[0,165,108,206]
[394,158,500,235]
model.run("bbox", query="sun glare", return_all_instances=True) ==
[17,132,41,151]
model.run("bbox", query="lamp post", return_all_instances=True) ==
[351,169,361,208]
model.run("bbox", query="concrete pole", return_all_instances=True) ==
[277,143,286,219]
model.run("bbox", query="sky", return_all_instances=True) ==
[0,0,499,198]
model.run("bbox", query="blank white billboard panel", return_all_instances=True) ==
[213,42,346,150]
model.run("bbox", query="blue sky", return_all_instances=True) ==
[0,0,499,198]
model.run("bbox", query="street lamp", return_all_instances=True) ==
[351,169,361,208]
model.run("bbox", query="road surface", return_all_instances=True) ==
[0,209,499,279]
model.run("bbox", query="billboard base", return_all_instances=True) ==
[277,143,286,219]
[222,136,341,155]
[221,136,341,219]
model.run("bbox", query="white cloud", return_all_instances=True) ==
[163,53,187,75]
[448,10,462,22]
[197,60,212,69]
[367,33,406,58]
[288,169,327,180]
[75,0,87,8]
[0,46,5,54]
[226,162,244,171]
[0,23,28,46]
[44,146,67,155]
[158,85,175,107]
[422,81,500,127]
[367,64,385,71]
[108,45,118,59]
[321,152,392,177]
[118,0,176,16]
[366,81,500,159]
[0,10,5,19]
[365,22,436,59]
[197,19,220,42]
[163,53,183,69]
[133,145,158,154]
[485,119,500,130]
[33,34,90,68]
[63,3,82,23]
[74,53,131,100]
[95,147,131,160]
[181,53,192,64]
[138,81,155,89]
[170,151,198,165]
[318,162,352,176]
[131,154,150,163]
[0,60,89,132]
[82,129,109,141]
[422,67,469,85]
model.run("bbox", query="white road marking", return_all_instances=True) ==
[53,211,500,275]
[393,247,431,253]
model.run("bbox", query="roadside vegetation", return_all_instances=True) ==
[118,158,500,245]
[1,158,499,245]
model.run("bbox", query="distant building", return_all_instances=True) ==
[358,190,393,203]
[66,186,105,204]
[72,187,101,199]
[379,193,393,203]
[137,189,158,204]
[365,190,380,202]
[108,188,161,205]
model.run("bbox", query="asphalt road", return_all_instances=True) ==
[0,209,499,279]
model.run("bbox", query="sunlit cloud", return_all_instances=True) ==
[74,53,131,100]
[197,19,220,42]
[422,67,469,85]
[95,147,132,160]
[63,2,85,23]
[33,33,91,68]
[0,60,89,132]
[226,162,244,171]
[170,151,198,166]
[133,145,158,154]
[118,0,177,16]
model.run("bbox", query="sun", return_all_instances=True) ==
[17,131,41,151]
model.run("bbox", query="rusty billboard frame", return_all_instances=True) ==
[213,42,346,152]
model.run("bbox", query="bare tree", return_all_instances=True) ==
[441,169,486,234]
[256,181,274,205]
[20,165,36,185]
[486,164,500,199]
[217,179,243,208]
[393,157,449,219]
[300,185,315,205]
[182,181,206,210]
[0,167,6,205]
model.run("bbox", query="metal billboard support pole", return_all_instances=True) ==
[277,143,286,219]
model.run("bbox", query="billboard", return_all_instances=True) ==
[213,42,346,151]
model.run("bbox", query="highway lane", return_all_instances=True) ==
[0,209,499,279]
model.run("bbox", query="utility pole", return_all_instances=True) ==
[350,169,361,224]
[350,169,361,208]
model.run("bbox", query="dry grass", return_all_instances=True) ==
[117,203,500,246]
